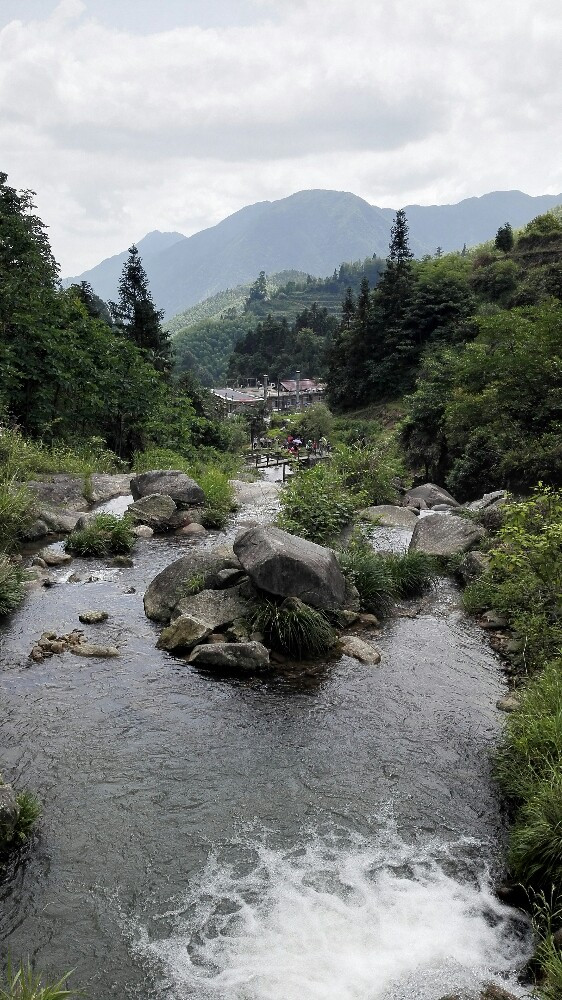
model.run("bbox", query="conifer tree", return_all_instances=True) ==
[110,245,170,372]
[495,222,514,253]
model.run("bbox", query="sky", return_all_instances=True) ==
[1,0,560,275]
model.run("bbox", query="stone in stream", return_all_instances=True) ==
[22,519,49,541]
[408,513,485,557]
[404,482,460,509]
[70,643,119,658]
[111,556,134,567]
[37,548,73,566]
[157,616,212,652]
[126,494,177,532]
[36,507,80,533]
[188,641,270,672]
[339,636,381,665]
[359,504,418,528]
[131,470,205,508]
[172,585,251,630]
[88,474,132,503]
[78,611,109,624]
[233,525,347,610]
[496,695,520,713]
[144,550,240,622]
[0,784,19,847]
[131,524,154,538]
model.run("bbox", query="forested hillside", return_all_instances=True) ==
[326,210,562,499]
[173,257,384,385]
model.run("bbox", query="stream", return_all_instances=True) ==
[0,481,531,999]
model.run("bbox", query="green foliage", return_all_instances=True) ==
[495,222,514,253]
[338,536,396,616]
[332,441,402,505]
[0,427,121,480]
[0,475,34,549]
[66,514,135,558]
[110,245,170,372]
[180,573,205,598]
[0,557,27,616]
[13,790,41,843]
[296,403,334,442]
[277,463,356,543]
[196,467,236,530]
[507,779,562,897]
[385,550,435,597]
[463,487,562,669]
[250,597,335,658]
[132,447,192,474]
[0,959,77,1000]
[495,659,562,802]
[532,896,562,1000]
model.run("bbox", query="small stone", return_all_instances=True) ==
[340,610,360,627]
[68,573,82,583]
[339,636,382,665]
[29,646,45,662]
[496,695,520,713]
[124,586,136,594]
[215,568,246,587]
[481,611,509,629]
[70,643,119,658]
[131,524,154,538]
[181,523,206,536]
[358,613,380,627]
[111,556,134,567]
[480,985,519,1000]
[42,578,57,587]
[31,556,47,568]
[38,548,73,566]
[79,611,109,624]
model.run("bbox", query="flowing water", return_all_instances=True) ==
[0,485,531,999]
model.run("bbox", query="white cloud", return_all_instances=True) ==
[0,0,560,272]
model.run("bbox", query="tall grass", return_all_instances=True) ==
[338,535,434,616]
[508,780,562,897]
[0,557,27,616]
[0,478,35,550]
[250,597,335,658]
[0,959,76,1000]
[0,426,120,479]
[65,514,135,557]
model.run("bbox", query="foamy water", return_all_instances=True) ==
[133,829,530,1000]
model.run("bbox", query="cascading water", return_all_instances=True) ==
[0,485,531,999]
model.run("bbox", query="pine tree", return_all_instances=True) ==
[110,245,170,372]
[495,222,514,253]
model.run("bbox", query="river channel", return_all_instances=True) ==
[0,481,531,999]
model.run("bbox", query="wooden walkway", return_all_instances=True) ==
[247,451,330,480]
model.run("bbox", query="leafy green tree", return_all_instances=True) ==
[495,222,514,253]
[110,245,170,372]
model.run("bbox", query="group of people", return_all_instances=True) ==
[286,434,329,456]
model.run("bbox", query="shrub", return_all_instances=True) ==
[250,597,335,659]
[132,447,192,474]
[508,779,562,897]
[195,467,236,530]
[0,557,27,616]
[0,426,120,479]
[65,514,135,557]
[277,464,355,544]
[13,791,41,844]
[0,478,35,550]
[0,959,76,1000]
[338,536,396,617]
[332,441,402,506]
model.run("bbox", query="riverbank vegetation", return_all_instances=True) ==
[65,514,136,558]
[0,959,76,1000]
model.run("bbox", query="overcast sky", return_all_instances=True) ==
[1,0,560,274]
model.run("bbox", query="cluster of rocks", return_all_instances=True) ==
[29,618,117,663]
[144,524,381,672]
[23,474,133,542]
[360,483,508,559]
[125,470,209,536]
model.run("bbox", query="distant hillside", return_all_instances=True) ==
[65,189,562,319]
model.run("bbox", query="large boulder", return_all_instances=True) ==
[89,474,132,503]
[233,525,347,610]
[37,507,80,533]
[25,474,89,510]
[360,505,418,528]
[126,494,177,532]
[144,550,240,622]
[172,585,251,629]
[188,641,270,672]
[0,784,19,847]
[404,483,460,509]
[131,470,205,508]
[409,512,485,556]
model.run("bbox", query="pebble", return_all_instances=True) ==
[78,611,109,624]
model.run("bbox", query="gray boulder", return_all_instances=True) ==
[25,475,89,510]
[360,505,418,528]
[126,494,177,531]
[233,525,347,610]
[144,550,240,622]
[464,490,507,512]
[131,470,205,508]
[0,784,19,846]
[409,513,485,556]
[38,548,73,566]
[404,483,460,509]
[22,519,49,541]
[188,641,270,672]
[89,474,132,503]
[37,507,80,533]
[173,585,250,629]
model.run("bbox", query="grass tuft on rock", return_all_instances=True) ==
[0,557,27,616]
[65,514,135,557]
[0,958,77,1000]
[250,597,335,659]
[14,790,42,843]
[385,550,435,597]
